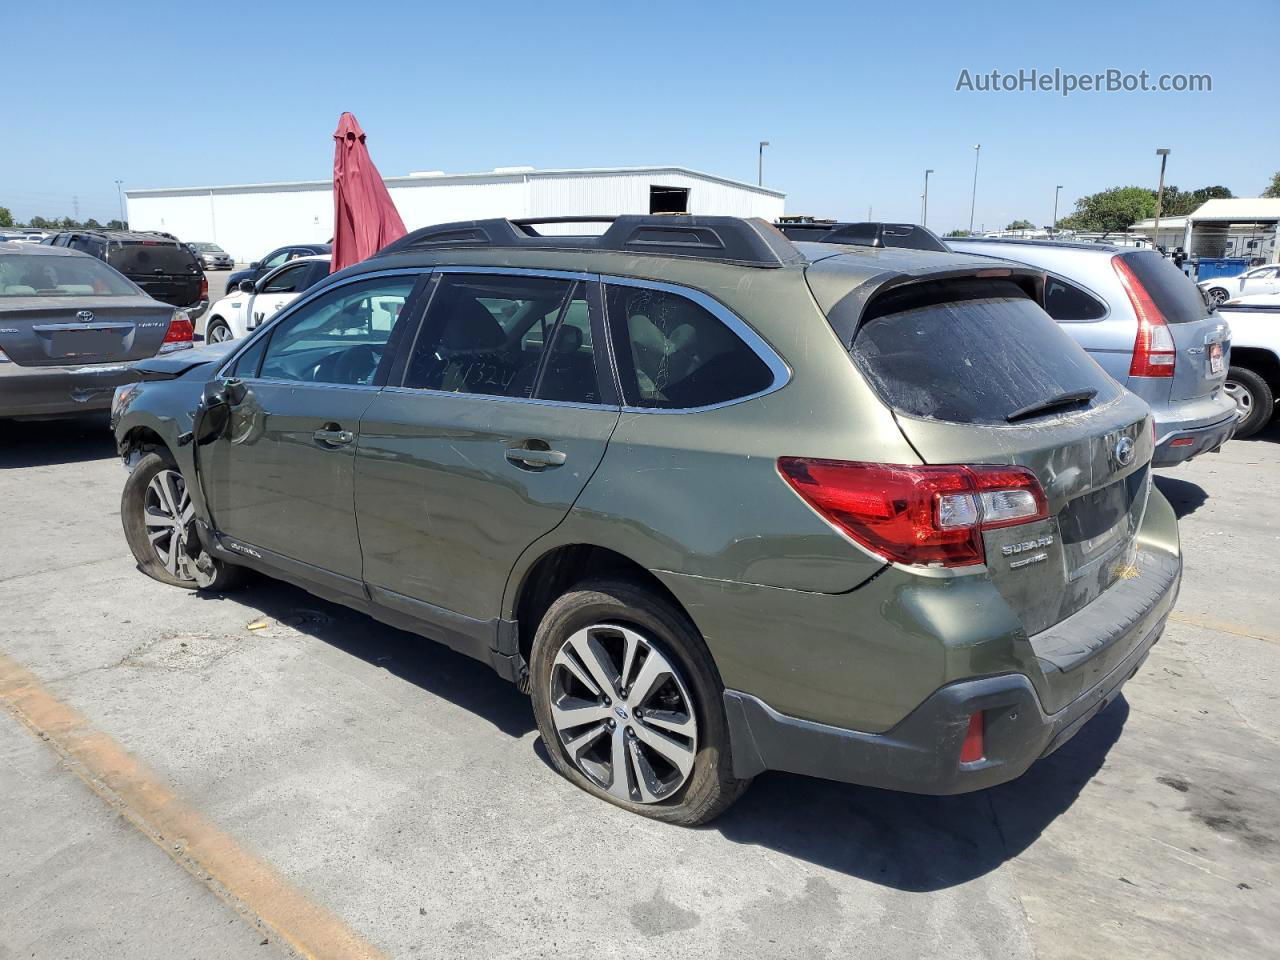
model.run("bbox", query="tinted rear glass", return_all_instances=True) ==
[0,253,138,297]
[1120,250,1207,324]
[851,278,1120,425]
[108,242,199,275]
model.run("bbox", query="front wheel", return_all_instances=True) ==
[121,452,243,591]
[529,578,749,826]
[1223,366,1274,439]
[205,318,234,343]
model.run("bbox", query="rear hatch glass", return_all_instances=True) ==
[850,277,1150,638]
[851,278,1122,425]
[108,242,203,308]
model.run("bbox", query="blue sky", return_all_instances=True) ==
[5,0,1277,231]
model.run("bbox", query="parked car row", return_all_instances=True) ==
[111,214,1185,826]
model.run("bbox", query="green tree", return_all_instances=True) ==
[28,215,54,229]
[1057,186,1157,234]
[107,219,128,230]
[83,218,103,229]
[1263,171,1280,199]
[1006,219,1034,230]
[1160,184,1233,217]
[945,229,972,238]
[0,206,13,228]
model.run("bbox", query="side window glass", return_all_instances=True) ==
[403,274,580,400]
[261,249,290,269]
[536,291,601,403]
[228,332,269,378]
[257,276,416,385]
[1043,276,1108,322]
[261,263,308,294]
[605,284,773,409]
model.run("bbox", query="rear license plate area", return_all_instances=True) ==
[48,329,125,359]
[1208,342,1224,376]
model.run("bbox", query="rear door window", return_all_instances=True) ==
[1118,251,1208,324]
[851,278,1120,425]
[604,283,775,409]
[1044,275,1108,322]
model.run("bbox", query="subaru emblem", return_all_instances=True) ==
[1115,436,1135,467]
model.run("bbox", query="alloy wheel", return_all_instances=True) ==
[1223,378,1253,417]
[208,323,233,343]
[549,623,698,804]
[144,469,196,581]
[1208,288,1229,306]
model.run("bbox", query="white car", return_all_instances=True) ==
[1216,295,1280,438]
[1199,263,1280,307]
[199,254,330,343]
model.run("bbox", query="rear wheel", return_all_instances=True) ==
[1206,287,1230,306]
[121,452,243,591]
[205,318,234,343]
[1223,365,1274,439]
[529,578,749,826]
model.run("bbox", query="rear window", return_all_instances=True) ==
[1119,250,1207,324]
[0,253,138,297]
[851,278,1120,425]
[108,242,200,275]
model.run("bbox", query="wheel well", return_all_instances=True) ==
[513,545,691,666]
[1230,348,1280,390]
[119,426,169,465]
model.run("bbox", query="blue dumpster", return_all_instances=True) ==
[1196,258,1249,281]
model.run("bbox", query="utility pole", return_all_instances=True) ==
[968,144,981,234]
[1153,148,1171,254]
[72,195,80,221]
[757,141,769,186]
[1053,184,1063,235]
[115,180,125,227]
[922,169,934,227]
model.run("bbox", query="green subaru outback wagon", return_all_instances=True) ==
[112,216,1181,825]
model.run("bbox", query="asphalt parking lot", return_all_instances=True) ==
[2,410,1278,959]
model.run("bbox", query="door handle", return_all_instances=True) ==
[505,442,567,469]
[313,427,355,446]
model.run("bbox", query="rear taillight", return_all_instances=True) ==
[1113,255,1175,378]
[777,458,1048,568]
[200,274,209,300]
[159,310,194,354]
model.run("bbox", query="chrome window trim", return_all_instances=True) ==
[214,267,429,380]
[600,274,791,414]
[433,265,595,283]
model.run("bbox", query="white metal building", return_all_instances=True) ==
[125,166,786,263]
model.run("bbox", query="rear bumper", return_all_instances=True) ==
[724,549,1181,795]
[1152,408,1238,466]
[0,361,142,418]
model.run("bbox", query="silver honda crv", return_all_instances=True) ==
[949,238,1236,466]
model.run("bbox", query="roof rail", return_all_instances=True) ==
[375,215,805,268]
[776,220,950,253]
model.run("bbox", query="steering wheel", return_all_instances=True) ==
[333,343,383,385]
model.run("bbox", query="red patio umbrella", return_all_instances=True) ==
[330,112,406,272]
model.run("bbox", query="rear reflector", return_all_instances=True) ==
[959,712,985,763]
[1170,437,1194,447]
[1113,255,1175,378]
[777,459,1048,567]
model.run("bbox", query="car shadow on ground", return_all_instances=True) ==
[1153,474,1208,519]
[0,414,116,468]
[202,573,1125,892]
[1239,421,1280,444]
[714,697,1127,891]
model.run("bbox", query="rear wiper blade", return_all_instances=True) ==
[1005,388,1097,423]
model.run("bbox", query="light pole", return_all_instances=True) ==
[758,141,769,186]
[1053,184,1063,235]
[1153,148,1171,254]
[922,169,934,226]
[114,180,125,227]
[968,144,981,234]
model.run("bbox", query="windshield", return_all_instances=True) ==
[0,253,139,297]
[191,243,223,253]
[851,278,1121,425]
[108,242,200,275]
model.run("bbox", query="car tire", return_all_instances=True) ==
[1223,365,1274,440]
[205,319,234,344]
[529,578,749,826]
[1206,287,1230,306]
[121,451,244,592]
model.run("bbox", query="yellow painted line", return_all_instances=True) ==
[1167,611,1280,647]
[0,651,386,960]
